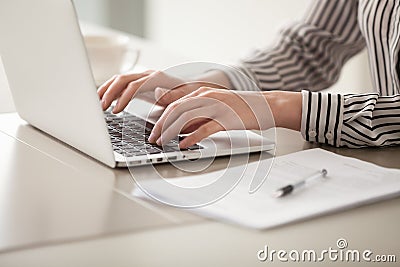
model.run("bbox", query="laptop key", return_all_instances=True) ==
[162,146,179,152]
[124,148,140,153]
[146,148,162,154]
[187,144,203,150]
[133,151,148,156]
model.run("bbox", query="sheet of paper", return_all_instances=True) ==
[133,149,400,229]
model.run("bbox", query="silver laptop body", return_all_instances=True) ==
[0,0,274,168]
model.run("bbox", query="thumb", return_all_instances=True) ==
[155,87,186,106]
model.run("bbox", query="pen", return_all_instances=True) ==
[273,169,328,198]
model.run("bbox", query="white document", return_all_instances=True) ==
[133,149,400,229]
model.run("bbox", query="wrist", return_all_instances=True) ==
[264,91,302,131]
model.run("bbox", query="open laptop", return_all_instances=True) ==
[0,0,274,168]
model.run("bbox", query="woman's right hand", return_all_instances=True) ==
[97,69,231,114]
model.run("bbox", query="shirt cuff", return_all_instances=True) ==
[300,90,344,147]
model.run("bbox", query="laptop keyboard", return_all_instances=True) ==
[104,110,203,157]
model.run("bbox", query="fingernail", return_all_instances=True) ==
[178,142,186,149]
[101,99,107,109]
[148,132,155,142]
[112,103,119,114]
[179,140,188,149]
[156,137,162,146]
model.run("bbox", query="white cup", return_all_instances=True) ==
[84,34,140,86]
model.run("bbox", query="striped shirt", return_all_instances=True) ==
[224,0,400,147]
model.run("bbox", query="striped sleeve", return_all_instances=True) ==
[220,0,400,148]
[224,0,365,92]
[302,90,400,147]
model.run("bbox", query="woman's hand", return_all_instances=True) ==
[148,87,270,148]
[97,70,231,113]
[148,88,302,148]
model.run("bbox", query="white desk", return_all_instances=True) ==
[0,24,399,266]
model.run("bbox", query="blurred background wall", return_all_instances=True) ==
[74,0,145,37]
[73,0,373,94]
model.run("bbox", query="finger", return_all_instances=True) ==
[179,121,222,148]
[155,83,226,107]
[141,71,184,91]
[102,72,151,110]
[148,97,206,143]
[176,86,212,101]
[97,75,117,99]
[156,108,212,145]
[113,75,151,113]
[113,70,183,113]
[180,118,211,133]
[154,87,188,107]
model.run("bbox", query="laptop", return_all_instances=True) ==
[0,0,274,168]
